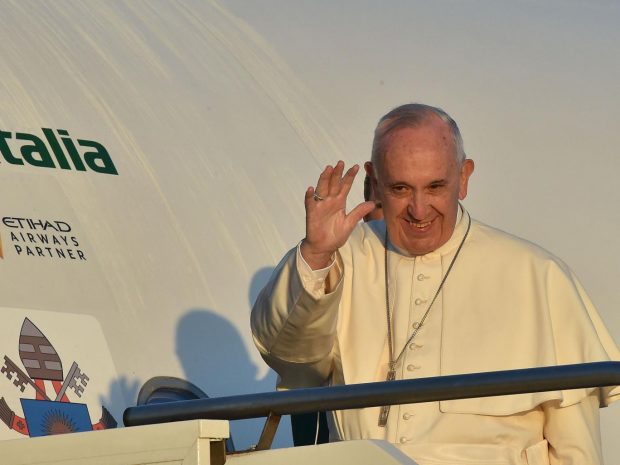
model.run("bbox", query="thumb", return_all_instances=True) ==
[347,201,377,225]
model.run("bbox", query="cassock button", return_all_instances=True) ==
[402,413,412,420]
[399,437,409,444]
[409,342,422,350]
[406,364,420,371]
[412,322,421,329]
[414,298,426,305]
[417,274,426,281]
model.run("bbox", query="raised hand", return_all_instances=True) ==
[301,161,375,269]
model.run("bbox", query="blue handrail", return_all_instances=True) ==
[124,361,620,427]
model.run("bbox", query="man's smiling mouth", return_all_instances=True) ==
[405,218,433,229]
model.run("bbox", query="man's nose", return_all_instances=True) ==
[407,192,430,220]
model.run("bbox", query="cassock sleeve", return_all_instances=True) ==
[250,246,344,389]
[543,392,603,464]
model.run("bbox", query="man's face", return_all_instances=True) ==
[370,120,474,256]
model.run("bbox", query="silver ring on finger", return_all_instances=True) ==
[313,192,325,201]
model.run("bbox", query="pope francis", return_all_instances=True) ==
[251,103,620,464]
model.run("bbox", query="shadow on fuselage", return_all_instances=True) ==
[175,266,292,449]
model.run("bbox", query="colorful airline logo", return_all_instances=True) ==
[0,128,117,175]
[0,318,117,437]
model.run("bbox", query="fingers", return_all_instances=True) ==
[328,160,345,194]
[304,186,315,207]
[314,164,333,198]
[313,161,359,197]
[339,164,360,199]
[308,161,361,216]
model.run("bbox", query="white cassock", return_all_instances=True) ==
[251,206,620,465]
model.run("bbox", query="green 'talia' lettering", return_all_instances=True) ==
[0,128,118,175]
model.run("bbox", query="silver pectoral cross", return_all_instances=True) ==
[378,365,396,427]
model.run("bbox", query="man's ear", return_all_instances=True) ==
[458,159,475,200]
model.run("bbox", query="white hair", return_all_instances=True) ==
[370,103,466,174]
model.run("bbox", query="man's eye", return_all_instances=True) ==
[392,185,407,192]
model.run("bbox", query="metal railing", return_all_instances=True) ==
[124,361,620,427]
